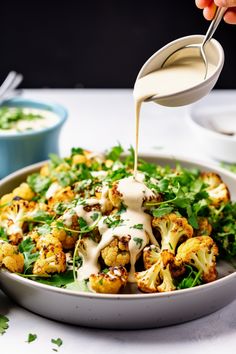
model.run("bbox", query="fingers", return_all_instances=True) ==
[223,7,236,23]
[195,0,213,9]
[203,2,217,20]
[215,0,236,7]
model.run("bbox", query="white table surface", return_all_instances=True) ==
[1,89,236,354]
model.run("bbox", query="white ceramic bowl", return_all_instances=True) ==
[188,101,236,163]
[136,35,224,107]
[0,154,236,329]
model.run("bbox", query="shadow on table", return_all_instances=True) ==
[0,290,13,316]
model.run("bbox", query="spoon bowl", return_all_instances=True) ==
[136,35,224,107]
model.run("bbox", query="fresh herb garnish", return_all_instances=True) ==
[133,237,143,249]
[106,144,124,161]
[0,107,43,130]
[26,333,37,343]
[177,265,202,289]
[130,224,143,230]
[51,337,63,347]
[27,174,51,195]
[0,315,9,335]
[0,226,8,242]
[104,216,123,229]
[18,238,39,273]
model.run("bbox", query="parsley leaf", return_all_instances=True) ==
[0,226,8,242]
[152,206,174,217]
[106,144,124,161]
[27,333,37,343]
[27,173,51,195]
[133,237,143,249]
[18,238,39,273]
[177,265,202,289]
[130,224,143,230]
[51,338,63,347]
[34,270,74,288]
[71,147,84,156]
[0,315,9,335]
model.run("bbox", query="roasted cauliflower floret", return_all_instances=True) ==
[135,251,179,293]
[51,226,77,250]
[33,234,66,275]
[152,213,193,254]
[108,182,122,208]
[201,172,230,207]
[143,244,160,269]
[40,163,50,177]
[0,200,37,245]
[47,186,74,208]
[89,266,128,294]
[176,235,218,282]
[12,182,35,201]
[195,217,212,236]
[0,241,24,273]
[101,236,130,267]
[72,150,104,168]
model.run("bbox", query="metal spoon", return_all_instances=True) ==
[161,7,227,81]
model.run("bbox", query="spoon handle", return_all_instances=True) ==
[202,7,228,47]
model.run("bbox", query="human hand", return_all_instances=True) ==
[195,0,236,24]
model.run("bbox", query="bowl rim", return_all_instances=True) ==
[136,34,224,100]
[0,97,68,139]
[0,152,236,300]
[187,102,236,141]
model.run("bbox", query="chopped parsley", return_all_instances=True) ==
[177,265,202,289]
[106,144,124,161]
[130,224,143,230]
[133,237,143,249]
[0,107,43,130]
[0,315,9,335]
[51,337,63,348]
[18,238,39,274]
[0,226,8,242]
[104,216,124,229]
[26,333,37,343]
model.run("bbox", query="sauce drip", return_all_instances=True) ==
[133,52,217,176]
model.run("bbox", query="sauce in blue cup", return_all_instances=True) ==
[0,98,68,178]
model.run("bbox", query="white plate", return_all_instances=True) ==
[0,154,236,329]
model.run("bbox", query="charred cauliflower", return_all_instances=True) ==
[152,213,193,254]
[0,241,24,273]
[101,236,130,267]
[0,200,36,245]
[176,235,218,282]
[89,266,128,294]
[135,250,183,293]
[201,172,230,207]
[33,234,66,275]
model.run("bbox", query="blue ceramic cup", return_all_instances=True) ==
[0,98,68,178]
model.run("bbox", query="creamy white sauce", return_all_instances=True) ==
[77,175,160,283]
[45,182,61,200]
[0,108,60,134]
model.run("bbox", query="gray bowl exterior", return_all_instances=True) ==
[0,98,67,178]
[0,270,236,329]
[0,154,236,329]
